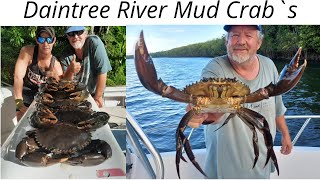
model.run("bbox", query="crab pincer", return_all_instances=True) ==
[271,47,307,96]
[135,31,160,95]
[246,47,307,103]
[135,31,193,103]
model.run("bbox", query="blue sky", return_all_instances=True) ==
[126,25,226,55]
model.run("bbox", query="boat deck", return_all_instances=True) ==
[127,146,320,179]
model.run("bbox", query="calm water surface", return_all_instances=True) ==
[127,57,320,153]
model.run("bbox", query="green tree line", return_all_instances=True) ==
[127,25,320,62]
[1,26,126,86]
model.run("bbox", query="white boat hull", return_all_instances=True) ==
[128,146,320,179]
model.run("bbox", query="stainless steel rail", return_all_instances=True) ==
[186,115,320,146]
[285,115,320,146]
[126,113,319,179]
[126,110,164,179]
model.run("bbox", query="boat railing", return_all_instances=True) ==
[185,115,320,146]
[125,114,320,179]
[284,115,320,146]
[103,87,126,107]
[126,110,164,179]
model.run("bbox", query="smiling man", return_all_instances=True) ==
[14,26,63,121]
[187,25,292,178]
[60,26,112,108]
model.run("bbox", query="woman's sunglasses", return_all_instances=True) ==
[37,37,54,44]
[67,30,84,37]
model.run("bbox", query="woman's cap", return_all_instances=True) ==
[36,26,55,37]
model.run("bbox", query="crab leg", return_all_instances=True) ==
[212,110,260,169]
[66,140,112,166]
[135,31,193,103]
[245,47,307,103]
[77,112,110,130]
[237,112,260,168]
[238,107,279,175]
[214,113,236,132]
[176,110,206,178]
[20,152,68,167]
[176,110,193,178]
[15,136,68,167]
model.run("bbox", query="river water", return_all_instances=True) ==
[126,57,320,153]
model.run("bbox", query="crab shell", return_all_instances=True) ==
[40,77,87,93]
[34,123,91,154]
[182,77,250,113]
[184,78,250,96]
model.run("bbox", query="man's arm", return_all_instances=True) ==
[276,115,292,155]
[13,46,32,121]
[14,46,31,100]
[94,73,107,108]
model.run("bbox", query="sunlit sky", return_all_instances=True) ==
[126,25,226,55]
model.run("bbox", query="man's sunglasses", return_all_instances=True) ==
[37,37,54,44]
[67,30,84,37]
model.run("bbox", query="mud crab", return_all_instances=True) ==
[37,78,91,109]
[35,91,89,106]
[16,78,112,167]
[40,77,84,93]
[38,77,89,102]
[134,31,307,178]
[15,123,112,167]
[30,103,110,130]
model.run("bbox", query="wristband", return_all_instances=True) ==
[15,99,24,111]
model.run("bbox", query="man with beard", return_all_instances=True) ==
[60,26,112,107]
[186,25,292,178]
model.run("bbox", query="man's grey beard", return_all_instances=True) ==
[71,41,84,49]
[227,48,251,64]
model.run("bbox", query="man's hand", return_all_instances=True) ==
[94,96,104,108]
[276,115,293,155]
[188,113,208,128]
[69,55,81,74]
[186,104,208,128]
[186,104,225,128]
[16,105,28,122]
[280,134,293,155]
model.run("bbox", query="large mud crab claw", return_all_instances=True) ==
[246,47,307,103]
[135,31,161,94]
[29,111,58,129]
[135,31,192,103]
[272,47,307,96]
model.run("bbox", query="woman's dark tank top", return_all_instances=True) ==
[22,46,56,106]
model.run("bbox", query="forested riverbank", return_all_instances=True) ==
[127,25,320,63]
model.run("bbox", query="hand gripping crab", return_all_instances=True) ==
[134,31,307,178]
[15,123,112,167]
